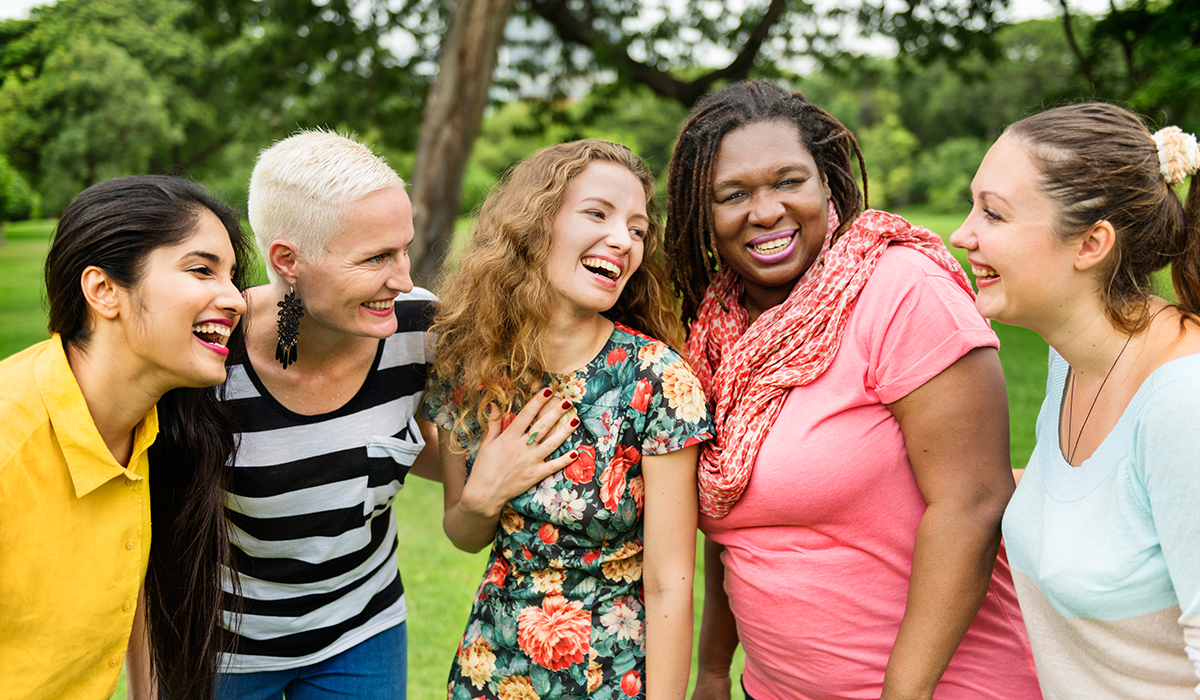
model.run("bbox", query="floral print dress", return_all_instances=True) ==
[425,323,713,700]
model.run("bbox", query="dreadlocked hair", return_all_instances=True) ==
[666,79,869,327]
[430,139,682,452]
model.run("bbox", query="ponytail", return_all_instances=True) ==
[1172,179,1200,317]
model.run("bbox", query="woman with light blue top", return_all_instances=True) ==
[951,102,1200,699]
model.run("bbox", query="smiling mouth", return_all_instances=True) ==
[972,265,998,279]
[192,322,232,347]
[363,299,395,310]
[582,257,621,280]
[750,235,794,255]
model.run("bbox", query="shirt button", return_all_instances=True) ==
[125,539,136,551]
[109,654,121,666]
[123,600,132,612]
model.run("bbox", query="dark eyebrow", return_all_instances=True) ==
[182,250,224,264]
[713,163,812,190]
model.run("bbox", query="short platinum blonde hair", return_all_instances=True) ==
[248,129,404,283]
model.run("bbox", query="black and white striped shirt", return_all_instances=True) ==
[218,288,436,672]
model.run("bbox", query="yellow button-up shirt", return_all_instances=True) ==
[0,336,157,700]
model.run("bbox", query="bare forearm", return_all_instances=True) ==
[882,502,1002,700]
[645,585,694,700]
[442,500,503,553]
[693,537,739,700]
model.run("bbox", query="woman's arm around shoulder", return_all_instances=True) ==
[883,345,1015,700]
[407,417,441,482]
[642,444,699,700]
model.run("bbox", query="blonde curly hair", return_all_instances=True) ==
[430,139,682,451]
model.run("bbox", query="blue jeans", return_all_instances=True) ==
[215,623,407,700]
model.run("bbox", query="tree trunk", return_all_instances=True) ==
[409,0,517,288]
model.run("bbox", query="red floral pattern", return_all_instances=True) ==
[629,379,653,412]
[426,323,713,698]
[564,445,596,484]
[620,670,642,697]
[600,446,640,512]
[517,596,590,671]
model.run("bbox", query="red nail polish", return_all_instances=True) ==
[569,451,578,460]
[569,417,580,427]
[542,388,553,398]
[561,400,571,410]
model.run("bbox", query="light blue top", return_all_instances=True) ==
[1003,349,1200,698]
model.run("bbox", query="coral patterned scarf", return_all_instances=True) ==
[688,209,973,518]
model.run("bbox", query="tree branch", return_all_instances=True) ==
[527,0,788,107]
[1056,0,1096,88]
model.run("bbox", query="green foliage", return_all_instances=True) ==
[913,137,991,213]
[0,0,220,210]
[855,105,919,209]
[462,86,688,215]
[0,154,37,222]
[1085,0,1200,128]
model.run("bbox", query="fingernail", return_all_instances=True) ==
[569,417,580,427]
[542,388,553,398]
[561,400,571,410]
[569,451,578,460]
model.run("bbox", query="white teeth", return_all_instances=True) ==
[364,299,395,310]
[192,322,231,348]
[581,257,621,279]
[972,265,998,278]
[191,323,232,337]
[751,235,792,254]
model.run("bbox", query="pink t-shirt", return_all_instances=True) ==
[700,246,1041,700]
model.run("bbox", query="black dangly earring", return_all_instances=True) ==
[275,286,304,370]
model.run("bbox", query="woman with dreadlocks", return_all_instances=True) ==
[666,80,1041,700]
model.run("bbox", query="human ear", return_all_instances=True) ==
[1074,220,1116,272]
[268,240,300,285]
[80,266,121,320]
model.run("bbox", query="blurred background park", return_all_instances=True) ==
[0,0,1195,697]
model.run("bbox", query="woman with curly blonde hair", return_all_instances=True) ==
[424,139,712,699]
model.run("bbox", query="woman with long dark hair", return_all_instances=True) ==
[0,175,250,699]
[952,103,1200,699]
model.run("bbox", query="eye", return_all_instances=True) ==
[715,191,745,204]
[777,177,806,189]
[983,208,1003,222]
[366,253,388,264]
[585,209,605,220]
[188,266,213,277]
[629,227,647,241]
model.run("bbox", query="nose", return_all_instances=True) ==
[604,222,635,255]
[219,276,247,318]
[949,217,974,251]
[387,252,414,294]
[748,191,785,227]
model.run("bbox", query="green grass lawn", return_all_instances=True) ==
[3,209,1039,700]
